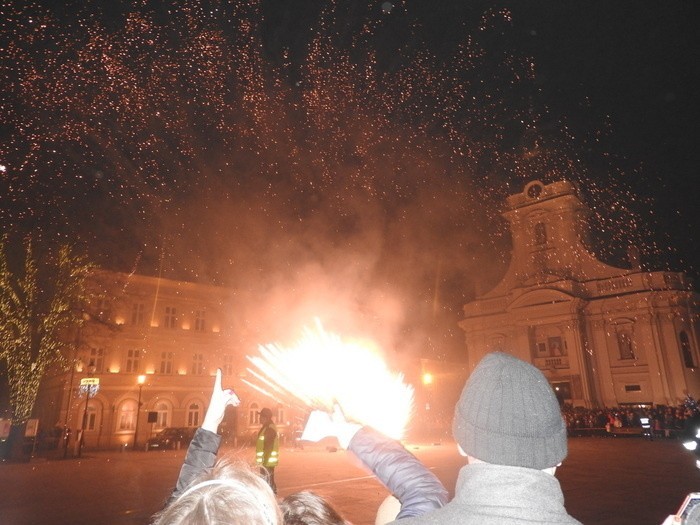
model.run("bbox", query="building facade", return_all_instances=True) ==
[460,180,700,408]
[35,271,300,451]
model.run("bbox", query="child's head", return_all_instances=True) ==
[152,458,282,525]
[281,490,349,525]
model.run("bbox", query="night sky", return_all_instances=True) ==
[1,0,698,360]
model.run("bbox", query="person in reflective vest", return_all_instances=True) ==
[256,407,279,494]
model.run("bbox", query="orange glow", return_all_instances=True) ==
[245,319,414,439]
[422,372,434,386]
[137,374,146,385]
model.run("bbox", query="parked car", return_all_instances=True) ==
[146,427,196,450]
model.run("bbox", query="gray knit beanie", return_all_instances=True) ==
[452,351,567,469]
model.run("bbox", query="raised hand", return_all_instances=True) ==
[202,368,241,434]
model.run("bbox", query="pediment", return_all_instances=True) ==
[508,288,574,310]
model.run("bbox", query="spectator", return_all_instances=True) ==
[393,352,581,524]
[155,369,446,525]
[257,407,280,494]
[151,369,283,525]
[281,491,349,525]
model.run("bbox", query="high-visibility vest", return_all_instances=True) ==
[256,423,279,468]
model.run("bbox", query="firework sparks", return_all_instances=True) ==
[244,319,414,439]
[1,0,681,360]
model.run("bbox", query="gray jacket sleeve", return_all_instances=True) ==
[166,428,221,505]
[348,427,448,519]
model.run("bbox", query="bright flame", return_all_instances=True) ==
[245,319,414,439]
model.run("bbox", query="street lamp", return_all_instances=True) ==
[133,375,146,450]
[78,364,97,458]
[62,355,79,459]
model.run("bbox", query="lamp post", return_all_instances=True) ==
[133,375,146,450]
[62,356,79,459]
[78,364,96,458]
[63,313,89,459]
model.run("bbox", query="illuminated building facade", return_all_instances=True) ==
[35,271,297,450]
[460,180,700,407]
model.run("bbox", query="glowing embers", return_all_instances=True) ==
[245,319,413,440]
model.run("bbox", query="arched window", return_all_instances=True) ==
[154,402,170,429]
[119,400,137,431]
[680,331,696,368]
[534,222,547,245]
[187,402,202,427]
[249,403,259,425]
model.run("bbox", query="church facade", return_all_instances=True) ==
[459,180,700,408]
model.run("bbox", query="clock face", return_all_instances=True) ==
[527,183,543,198]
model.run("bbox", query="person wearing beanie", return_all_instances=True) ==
[393,351,582,525]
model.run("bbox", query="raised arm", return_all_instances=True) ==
[347,426,448,520]
[302,407,448,521]
[166,369,240,505]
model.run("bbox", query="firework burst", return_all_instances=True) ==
[244,319,414,439]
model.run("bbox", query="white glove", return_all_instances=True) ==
[202,369,241,434]
[331,404,361,449]
[300,405,361,449]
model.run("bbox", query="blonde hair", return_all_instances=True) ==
[151,457,282,525]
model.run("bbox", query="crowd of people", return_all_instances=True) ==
[149,355,695,524]
[151,352,583,524]
[562,401,698,438]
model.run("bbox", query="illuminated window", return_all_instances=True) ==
[680,331,696,368]
[154,402,169,429]
[160,352,174,374]
[551,381,572,401]
[125,349,141,373]
[88,348,104,373]
[194,310,206,332]
[222,354,234,376]
[187,403,201,427]
[249,403,259,425]
[164,306,177,329]
[191,354,204,375]
[119,400,137,431]
[131,302,145,325]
